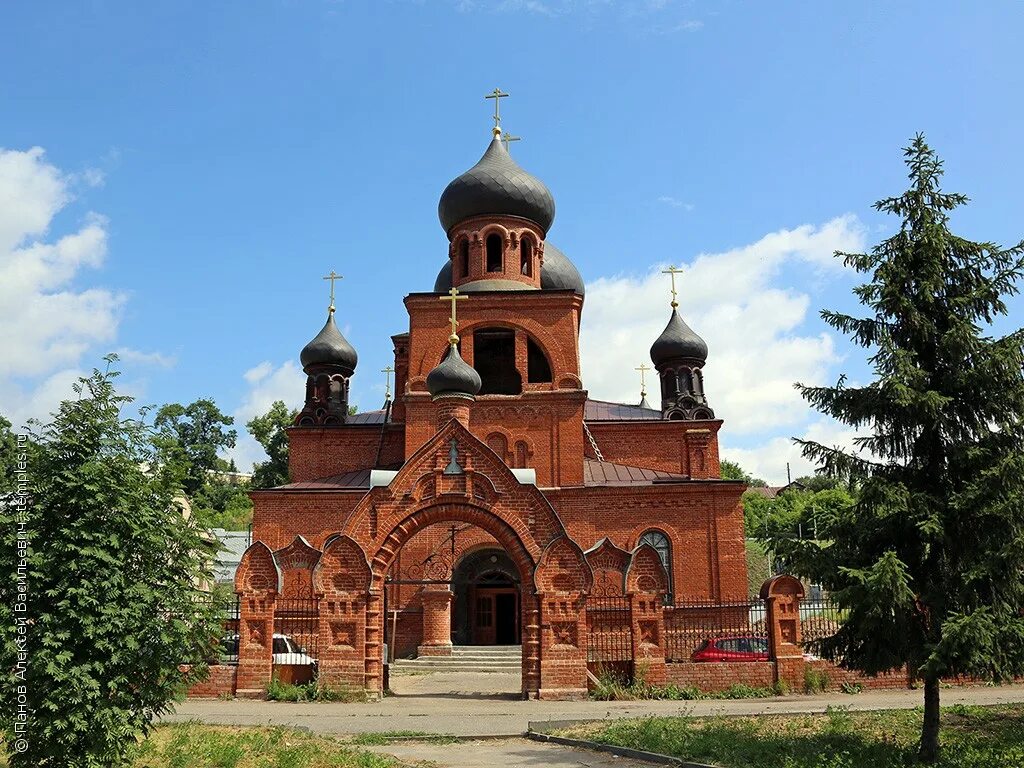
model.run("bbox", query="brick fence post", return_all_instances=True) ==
[236,590,276,698]
[537,591,589,699]
[629,591,667,685]
[760,575,805,691]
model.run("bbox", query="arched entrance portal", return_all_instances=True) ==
[368,501,542,698]
[452,548,521,646]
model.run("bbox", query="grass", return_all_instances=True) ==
[590,667,777,701]
[554,704,1024,768]
[350,731,458,746]
[265,677,368,703]
[125,722,400,768]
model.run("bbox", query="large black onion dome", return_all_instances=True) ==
[438,137,555,234]
[427,344,482,399]
[540,243,584,295]
[432,241,584,295]
[650,309,708,366]
[300,311,358,375]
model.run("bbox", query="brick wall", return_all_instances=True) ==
[183,664,237,698]
[665,661,774,692]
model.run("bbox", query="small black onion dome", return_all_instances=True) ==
[650,309,708,366]
[427,344,482,399]
[438,136,556,235]
[432,241,584,295]
[300,311,358,376]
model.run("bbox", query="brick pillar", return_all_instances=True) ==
[364,589,385,698]
[435,397,471,429]
[537,593,588,700]
[684,428,714,479]
[629,592,667,685]
[760,575,806,690]
[236,591,275,698]
[317,594,367,690]
[522,592,541,698]
[418,588,454,656]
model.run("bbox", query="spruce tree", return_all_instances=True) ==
[0,359,221,766]
[775,135,1024,762]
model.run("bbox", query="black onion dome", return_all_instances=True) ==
[540,243,584,295]
[650,309,708,366]
[432,241,584,295]
[438,137,556,234]
[300,312,358,375]
[427,344,482,399]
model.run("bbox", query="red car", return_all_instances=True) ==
[691,635,769,662]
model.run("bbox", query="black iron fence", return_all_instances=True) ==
[272,598,319,675]
[664,596,769,662]
[198,593,240,665]
[586,595,633,664]
[799,597,844,659]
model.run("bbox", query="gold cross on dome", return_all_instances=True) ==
[485,87,509,133]
[381,365,394,400]
[502,131,521,152]
[322,270,343,313]
[661,265,684,309]
[635,363,651,397]
[439,286,468,346]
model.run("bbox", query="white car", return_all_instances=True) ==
[271,633,317,668]
[218,632,317,668]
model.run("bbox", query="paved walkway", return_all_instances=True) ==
[367,738,653,768]
[166,674,1024,738]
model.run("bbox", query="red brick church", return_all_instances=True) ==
[234,107,749,700]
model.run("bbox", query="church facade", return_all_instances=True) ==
[235,114,748,700]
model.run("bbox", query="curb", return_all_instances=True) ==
[527,721,717,768]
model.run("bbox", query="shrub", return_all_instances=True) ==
[803,667,830,694]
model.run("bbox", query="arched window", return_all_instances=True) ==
[526,337,552,383]
[458,238,470,278]
[678,368,693,394]
[486,233,503,272]
[473,328,522,394]
[638,530,672,597]
[520,238,533,276]
[661,369,678,400]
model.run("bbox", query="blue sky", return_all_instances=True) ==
[2,1,1022,483]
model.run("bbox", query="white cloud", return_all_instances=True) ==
[657,195,694,211]
[0,147,127,430]
[112,347,177,368]
[722,419,866,486]
[229,360,306,472]
[580,215,867,483]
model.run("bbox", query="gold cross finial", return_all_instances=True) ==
[439,286,468,346]
[661,265,684,309]
[635,363,652,398]
[381,365,395,400]
[502,131,521,152]
[485,87,509,136]
[322,270,343,313]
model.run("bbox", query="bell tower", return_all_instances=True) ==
[649,266,714,421]
[294,271,359,427]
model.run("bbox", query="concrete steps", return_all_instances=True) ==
[392,645,522,673]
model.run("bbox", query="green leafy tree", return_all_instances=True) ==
[191,478,253,530]
[720,458,767,486]
[154,399,236,496]
[0,358,221,767]
[0,415,22,495]
[246,400,297,490]
[774,136,1024,762]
